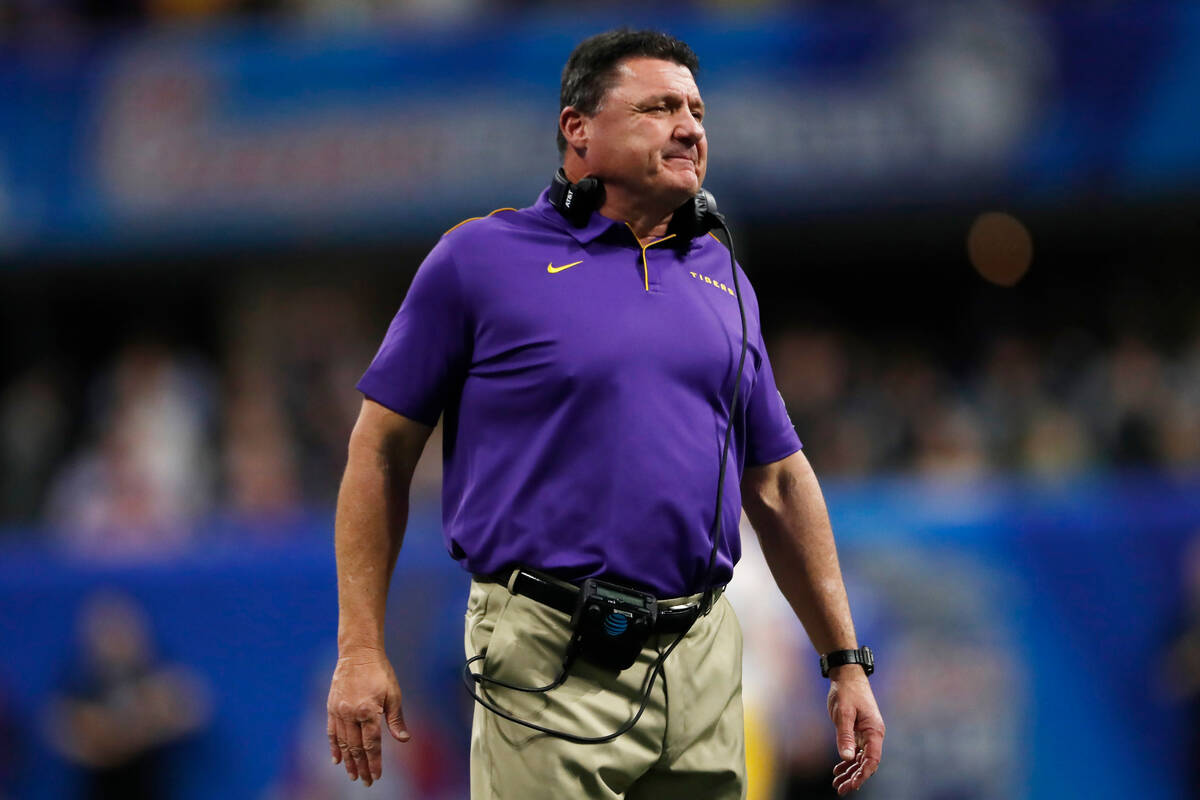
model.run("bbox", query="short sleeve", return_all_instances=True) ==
[744,332,803,466]
[356,239,471,426]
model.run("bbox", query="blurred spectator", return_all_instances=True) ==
[1164,532,1200,796]
[1019,402,1092,478]
[1158,394,1200,469]
[220,356,303,530]
[1161,332,1200,469]
[1106,336,1172,467]
[973,335,1045,469]
[220,283,372,510]
[43,590,211,799]
[911,399,988,479]
[0,363,69,525]
[43,341,215,559]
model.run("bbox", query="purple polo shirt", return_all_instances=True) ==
[358,188,801,597]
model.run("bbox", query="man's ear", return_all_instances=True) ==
[559,106,589,153]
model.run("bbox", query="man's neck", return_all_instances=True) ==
[601,193,675,242]
[561,165,679,243]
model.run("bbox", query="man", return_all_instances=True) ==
[326,29,883,799]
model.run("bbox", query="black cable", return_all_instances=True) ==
[461,215,746,743]
[462,627,689,744]
[700,214,746,616]
[466,652,570,693]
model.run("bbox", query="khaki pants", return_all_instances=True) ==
[464,578,747,800]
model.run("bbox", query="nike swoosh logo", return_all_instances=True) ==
[547,260,583,273]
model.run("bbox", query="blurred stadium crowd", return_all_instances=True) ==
[0,281,374,547]
[2,277,1196,553]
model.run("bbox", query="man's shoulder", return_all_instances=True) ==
[700,229,731,253]
[431,203,570,286]
[441,206,522,239]
[439,204,556,249]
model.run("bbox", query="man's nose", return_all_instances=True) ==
[673,111,704,145]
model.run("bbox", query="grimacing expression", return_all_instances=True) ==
[581,57,707,204]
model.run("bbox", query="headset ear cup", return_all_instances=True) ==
[694,189,718,227]
[549,169,604,227]
[667,196,702,239]
[669,190,721,239]
[574,178,604,222]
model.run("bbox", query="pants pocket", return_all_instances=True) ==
[475,592,575,724]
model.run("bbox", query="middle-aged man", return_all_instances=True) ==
[327,28,884,799]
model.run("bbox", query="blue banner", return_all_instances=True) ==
[1,474,1197,799]
[1,3,1199,255]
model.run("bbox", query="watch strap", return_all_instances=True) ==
[820,646,874,678]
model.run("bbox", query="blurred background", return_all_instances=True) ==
[1,1,1199,798]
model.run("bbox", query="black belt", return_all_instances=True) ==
[475,567,723,635]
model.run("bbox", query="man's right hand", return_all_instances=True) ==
[326,647,410,787]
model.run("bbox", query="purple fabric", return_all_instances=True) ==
[358,188,801,596]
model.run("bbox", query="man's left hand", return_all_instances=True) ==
[827,666,884,795]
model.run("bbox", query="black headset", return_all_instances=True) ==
[547,168,605,227]
[462,169,748,744]
[548,167,723,242]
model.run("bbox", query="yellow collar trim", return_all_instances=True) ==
[443,207,518,236]
[624,224,677,291]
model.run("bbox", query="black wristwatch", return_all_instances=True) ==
[820,646,874,678]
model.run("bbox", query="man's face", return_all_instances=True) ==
[582,57,707,204]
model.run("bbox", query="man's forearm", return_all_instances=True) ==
[334,432,411,654]
[745,451,885,789]
[743,451,858,655]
